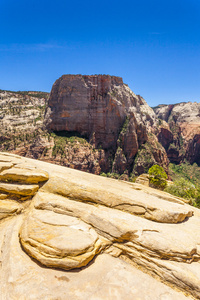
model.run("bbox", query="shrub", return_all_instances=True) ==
[100,172,107,177]
[148,165,167,189]
[164,178,197,201]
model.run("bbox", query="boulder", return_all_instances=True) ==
[135,173,149,186]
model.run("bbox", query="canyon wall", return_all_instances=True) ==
[154,102,200,165]
[1,77,200,176]
[46,75,168,175]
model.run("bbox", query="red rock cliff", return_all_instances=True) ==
[46,74,168,175]
[47,75,138,149]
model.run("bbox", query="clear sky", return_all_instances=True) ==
[0,0,200,106]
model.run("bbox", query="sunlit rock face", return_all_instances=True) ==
[47,75,138,148]
[0,152,200,299]
[0,77,168,176]
[154,102,200,165]
[46,75,154,171]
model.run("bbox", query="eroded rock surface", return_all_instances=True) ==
[0,83,169,176]
[0,152,200,299]
[20,210,108,270]
[45,74,168,174]
[46,75,146,150]
[154,102,200,165]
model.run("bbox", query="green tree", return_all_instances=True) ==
[148,165,167,190]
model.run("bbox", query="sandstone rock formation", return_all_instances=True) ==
[0,84,168,177]
[46,75,168,175]
[0,90,48,134]
[46,75,145,149]
[154,102,200,165]
[1,79,200,177]
[135,173,150,186]
[0,152,200,299]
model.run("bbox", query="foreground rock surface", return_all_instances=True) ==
[0,152,199,299]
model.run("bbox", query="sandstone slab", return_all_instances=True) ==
[0,167,49,183]
[20,209,109,270]
[0,182,39,196]
[0,153,22,164]
[0,200,22,220]
[34,192,200,263]
[0,216,191,300]
[30,191,200,298]
[41,176,193,223]
[0,162,13,172]
[0,153,199,299]
[135,173,150,186]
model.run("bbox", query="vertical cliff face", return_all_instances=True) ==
[46,74,166,174]
[47,75,146,151]
[154,102,200,165]
[0,77,169,176]
[46,74,171,175]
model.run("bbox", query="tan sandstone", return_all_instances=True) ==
[0,167,49,183]
[0,152,199,299]
[0,182,39,196]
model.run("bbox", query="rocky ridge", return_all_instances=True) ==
[0,90,48,134]
[0,152,200,299]
[0,90,105,174]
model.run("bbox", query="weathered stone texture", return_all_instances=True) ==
[46,75,157,173]
[154,101,200,165]
[0,153,200,299]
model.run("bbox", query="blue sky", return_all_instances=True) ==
[0,0,200,106]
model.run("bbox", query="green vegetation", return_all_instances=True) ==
[132,136,163,176]
[117,116,130,147]
[169,162,200,186]
[0,89,49,99]
[166,162,200,207]
[52,136,67,157]
[146,162,200,207]
[165,178,200,204]
[51,131,90,158]
[100,171,130,181]
[148,165,167,190]
[51,131,88,145]
[100,172,120,179]
[168,143,177,151]
[121,116,129,134]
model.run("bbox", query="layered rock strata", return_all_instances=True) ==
[0,80,169,176]
[154,102,200,165]
[0,152,200,299]
[46,75,168,174]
